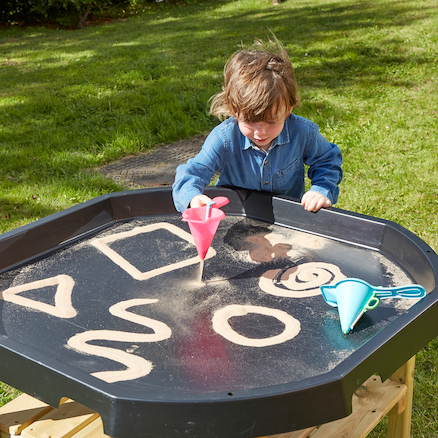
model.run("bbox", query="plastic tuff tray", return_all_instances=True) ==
[0,187,437,438]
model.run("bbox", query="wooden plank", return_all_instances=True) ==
[71,418,108,438]
[387,356,416,438]
[0,394,53,437]
[21,399,99,438]
[309,375,407,438]
[264,426,317,437]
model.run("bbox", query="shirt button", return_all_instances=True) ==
[264,181,269,185]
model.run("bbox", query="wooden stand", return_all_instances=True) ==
[0,357,415,438]
[265,356,416,438]
[0,396,103,438]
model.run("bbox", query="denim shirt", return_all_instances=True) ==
[172,113,343,212]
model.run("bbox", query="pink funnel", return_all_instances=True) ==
[182,196,229,260]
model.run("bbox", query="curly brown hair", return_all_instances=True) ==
[210,39,300,122]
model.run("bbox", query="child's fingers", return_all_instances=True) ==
[307,197,320,212]
[317,197,331,211]
[190,195,212,208]
[302,192,331,212]
[315,197,331,210]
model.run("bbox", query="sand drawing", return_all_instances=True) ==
[230,228,327,263]
[67,298,171,383]
[212,305,301,347]
[90,223,216,281]
[2,274,77,318]
[246,233,293,262]
[1,223,350,383]
[259,262,346,298]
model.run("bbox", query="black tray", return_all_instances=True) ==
[0,187,437,438]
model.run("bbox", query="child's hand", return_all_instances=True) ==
[190,194,212,209]
[301,191,332,212]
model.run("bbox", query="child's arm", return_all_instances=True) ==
[172,127,225,212]
[303,125,343,212]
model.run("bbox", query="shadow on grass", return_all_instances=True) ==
[0,0,435,224]
[0,196,58,231]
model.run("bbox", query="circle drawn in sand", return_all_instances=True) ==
[212,304,301,347]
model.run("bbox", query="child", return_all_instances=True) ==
[172,39,343,213]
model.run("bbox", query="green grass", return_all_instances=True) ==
[0,383,21,406]
[1,0,438,435]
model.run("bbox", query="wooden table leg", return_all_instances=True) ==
[387,355,416,438]
[260,427,316,438]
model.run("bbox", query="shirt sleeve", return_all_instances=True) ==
[172,126,225,212]
[304,124,343,204]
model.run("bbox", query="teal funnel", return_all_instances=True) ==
[320,278,426,334]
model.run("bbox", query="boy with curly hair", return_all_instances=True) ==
[173,39,342,213]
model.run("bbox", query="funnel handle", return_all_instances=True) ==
[374,284,426,299]
[365,295,380,310]
[212,196,229,209]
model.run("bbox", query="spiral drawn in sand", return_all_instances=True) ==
[259,262,346,298]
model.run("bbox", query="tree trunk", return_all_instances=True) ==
[77,3,92,29]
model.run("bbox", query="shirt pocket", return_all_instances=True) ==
[272,158,304,193]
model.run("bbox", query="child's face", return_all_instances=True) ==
[237,104,289,150]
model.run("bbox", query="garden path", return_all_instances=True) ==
[98,134,207,188]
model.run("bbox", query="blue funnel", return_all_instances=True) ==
[321,278,426,334]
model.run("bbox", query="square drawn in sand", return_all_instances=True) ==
[90,222,216,281]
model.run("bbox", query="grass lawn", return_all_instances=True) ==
[0,0,437,435]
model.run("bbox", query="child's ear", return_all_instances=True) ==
[284,107,293,119]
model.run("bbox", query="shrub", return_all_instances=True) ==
[1,0,131,28]
[1,0,34,24]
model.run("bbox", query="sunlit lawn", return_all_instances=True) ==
[0,0,437,435]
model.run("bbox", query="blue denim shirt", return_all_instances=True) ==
[172,114,343,212]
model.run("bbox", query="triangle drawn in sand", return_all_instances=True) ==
[2,274,77,318]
